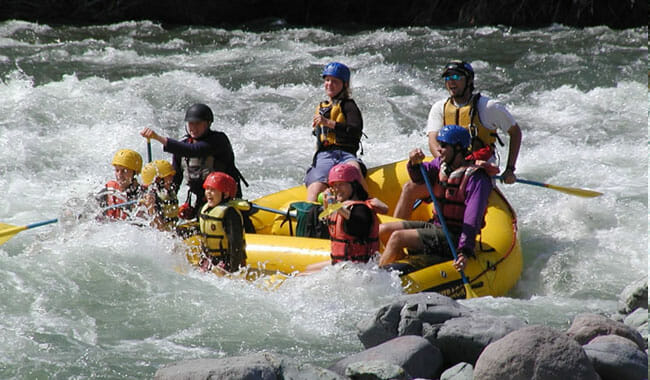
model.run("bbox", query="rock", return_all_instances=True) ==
[473,325,599,380]
[344,360,409,380]
[357,293,472,348]
[329,335,442,379]
[424,314,526,366]
[566,313,646,350]
[440,362,473,380]
[583,335,648,380]
[154,352,345,380]
[623,308,648,330]
[617,277,648,314]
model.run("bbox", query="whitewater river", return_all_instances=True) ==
[0,20,647,378]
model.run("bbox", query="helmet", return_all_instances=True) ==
[203,171,237,197]
[112,149,143,173]
[321,62,350,83]
[441,60,474,80]
[328,163,362,185]
[437,124,471,150]
[184,103,214,123]
[141,160,176,186]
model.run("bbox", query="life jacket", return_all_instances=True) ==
[152,187,179,230]
[313,99,359,152]
[103,180,141,220]
[182,154,225,190]
[327,200,380,264]
[199,200,247,271]
[432,161,497,234]
[443,93,502,151]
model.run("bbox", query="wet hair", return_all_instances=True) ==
[351,181,368,200]
[333,84,352,100]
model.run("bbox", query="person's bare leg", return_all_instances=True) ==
[392,181,429,220]
[378,221,406,246]
[306,181,328,202]
[379,229,423,266]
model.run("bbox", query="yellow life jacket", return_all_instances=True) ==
[313,99,347,149]
[154,188,179,231]
[198,200,247,271]
[443,93,501,151]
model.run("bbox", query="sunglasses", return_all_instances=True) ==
[438,142,450,148]
[444,74,463,81]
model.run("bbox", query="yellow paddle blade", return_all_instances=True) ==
[545,184,603,198]
[0,224,28,245]
[464,283,479,299]
[318,202,344,219]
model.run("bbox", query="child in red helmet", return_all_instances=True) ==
[302,163,388,274]
[197,172,248,273]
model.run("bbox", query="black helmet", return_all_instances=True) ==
[184,103,214,123]
[441,60,474,80]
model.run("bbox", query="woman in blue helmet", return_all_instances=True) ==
[304,62,368,202]
[378,124,498,273]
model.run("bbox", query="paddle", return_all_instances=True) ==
[250,203,289,216]
[494,176,602,197]
[0,218,58,246]
[318,202,344,220]
[419,164,478,299]
[146,139,152,163]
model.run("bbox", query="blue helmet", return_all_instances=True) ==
[441,60,474,80]
[322,62,350,83]
[437,124,471,149]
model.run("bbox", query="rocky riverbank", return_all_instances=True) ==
[1,0,646,29]
[154,277,647,379]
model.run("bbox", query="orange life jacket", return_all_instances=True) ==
[104,181,129,220]
[328,200,380,264]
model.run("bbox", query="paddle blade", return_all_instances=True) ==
[0,224,27,245]
[545,183,603,198]
[318,202,344,219]
[464,283,479,299]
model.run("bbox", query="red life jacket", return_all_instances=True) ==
[432,161,497,233]
[328,200,380,264]
[104,181,129,220]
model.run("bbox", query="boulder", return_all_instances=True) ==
[344,360,410,380]
[154,352,345,380]
[329,335,442,379]
[473,325,599,380]
[583,335,648,380]
[617,277,647,314]
[440,362,473,380]
[566,313,646,350]
[424,314,526,366]
[357,293,472,348]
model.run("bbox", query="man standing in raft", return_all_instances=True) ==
[393,60,522,219]
[305,62,369,202]
[379,125,497,273]
[140,103,246,220]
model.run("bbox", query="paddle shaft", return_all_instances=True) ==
[147,139,152,162]
[494,176,602,197]
[419,164,472,285]
[251,203,295,217]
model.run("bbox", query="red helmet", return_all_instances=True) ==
[328,163,362,185]
[203,172,237,197]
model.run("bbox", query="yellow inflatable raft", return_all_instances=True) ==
[245,158,523,298]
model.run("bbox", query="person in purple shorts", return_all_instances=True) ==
[305,61,369,201]
[378,125,498,274]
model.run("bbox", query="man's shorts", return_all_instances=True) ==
[401,220,459,259]
[304,150,364,186]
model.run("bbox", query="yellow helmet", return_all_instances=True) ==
[112,149,143,174]
[141,160,176,185]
